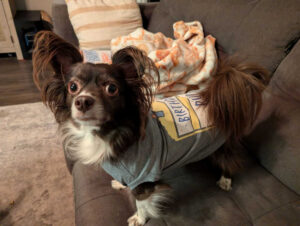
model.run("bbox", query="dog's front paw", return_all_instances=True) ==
[111,180,127,190]
[128,212,146,226]
[217,175,232,191]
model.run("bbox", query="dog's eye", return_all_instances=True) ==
[68,81,81,95]
[105,83,118,96]
[70,83,77,92]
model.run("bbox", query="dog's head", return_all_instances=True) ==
[33,31,158,140]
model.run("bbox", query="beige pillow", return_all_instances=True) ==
[66,0,142,50]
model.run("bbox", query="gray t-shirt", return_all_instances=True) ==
[101,92,225,189]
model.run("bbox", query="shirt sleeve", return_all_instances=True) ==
[101,160,161,190]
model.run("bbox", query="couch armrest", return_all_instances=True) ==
[246,40,300,194]
[52,0,158,46]
[72,162,135,225]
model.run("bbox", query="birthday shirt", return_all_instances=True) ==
[101,92,225,189]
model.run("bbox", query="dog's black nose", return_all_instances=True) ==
[75,96,95,112]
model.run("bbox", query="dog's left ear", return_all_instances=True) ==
[112,46,159,138]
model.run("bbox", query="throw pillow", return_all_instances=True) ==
[66,0,142,50]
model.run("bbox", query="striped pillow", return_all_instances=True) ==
[66,0,142,50]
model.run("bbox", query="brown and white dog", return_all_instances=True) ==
[33,31,268,226]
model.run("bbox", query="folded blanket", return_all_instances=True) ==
[111,21,218,97]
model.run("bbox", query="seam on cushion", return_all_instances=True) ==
[75,193,121,211]
[257,163,300,197]
[269,38,299,74]
[253,198,300,222]
[228,193,254,225]
[162,218,169,226]
[272,78,300,103]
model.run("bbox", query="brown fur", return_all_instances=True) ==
[33,30,269,187]
[112,47,159,138]
[32,31,83,123]
[200,57,269,175]
[32,31,159,159]
[200,58,269,144]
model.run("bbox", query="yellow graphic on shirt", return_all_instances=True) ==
[152,93,213,141]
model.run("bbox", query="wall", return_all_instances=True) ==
[15,0,52,16]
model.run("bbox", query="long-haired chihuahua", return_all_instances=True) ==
[33,31,268,226]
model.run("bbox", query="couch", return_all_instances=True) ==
[52,0,300,225]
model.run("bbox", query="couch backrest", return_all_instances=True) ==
[148,0,300,193]
[148,0,300,73]
[246,40,300,194]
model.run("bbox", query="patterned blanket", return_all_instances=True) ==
[82,21,218,98]
[111,21,218,97]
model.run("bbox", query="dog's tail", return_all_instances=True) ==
[201,58,269,145]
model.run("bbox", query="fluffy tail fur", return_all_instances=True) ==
[201,58,269,183]
[201,58,269,145]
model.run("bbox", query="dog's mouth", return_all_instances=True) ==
[76,116,97,121]
[73,112,110,125]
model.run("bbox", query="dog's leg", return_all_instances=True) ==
[210,144,245,191]
[128,182,172,226]
[111,180,127,190]
[217,174,232,191]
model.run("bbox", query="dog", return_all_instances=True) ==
[33,31,269,226]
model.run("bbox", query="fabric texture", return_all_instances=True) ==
[148,0,300,73]
[246,40,300,194]
[111,21,217,97]
[53,0,79,47]
[73,159,300,226]
[81,49,112,64]
[101,93,225,189]
[0,102,74,225]
[66,0,142,50]
[72,162,134,226]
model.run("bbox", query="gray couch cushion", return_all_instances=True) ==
[254,201,300,226]
[73,160,300,226]
[246,41,300,194]
[148,0,300,73]
[73,162,135,226]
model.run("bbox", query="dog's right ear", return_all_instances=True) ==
[32,31,83,123]
[32,31,83,90]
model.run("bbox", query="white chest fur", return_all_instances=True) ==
[59,121,113,165]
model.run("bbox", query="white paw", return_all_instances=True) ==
[127,213,146,226]
[217,175,232,191]
[111,180,127,190]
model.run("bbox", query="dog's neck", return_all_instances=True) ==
[59,116,141,166]
[59,119,115,165]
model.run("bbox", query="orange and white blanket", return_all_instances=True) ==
[111,21,218,97]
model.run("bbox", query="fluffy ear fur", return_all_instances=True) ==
[32,31,83,122]
[112,46,159,138]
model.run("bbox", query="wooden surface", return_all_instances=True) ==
[0,57,41,106]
